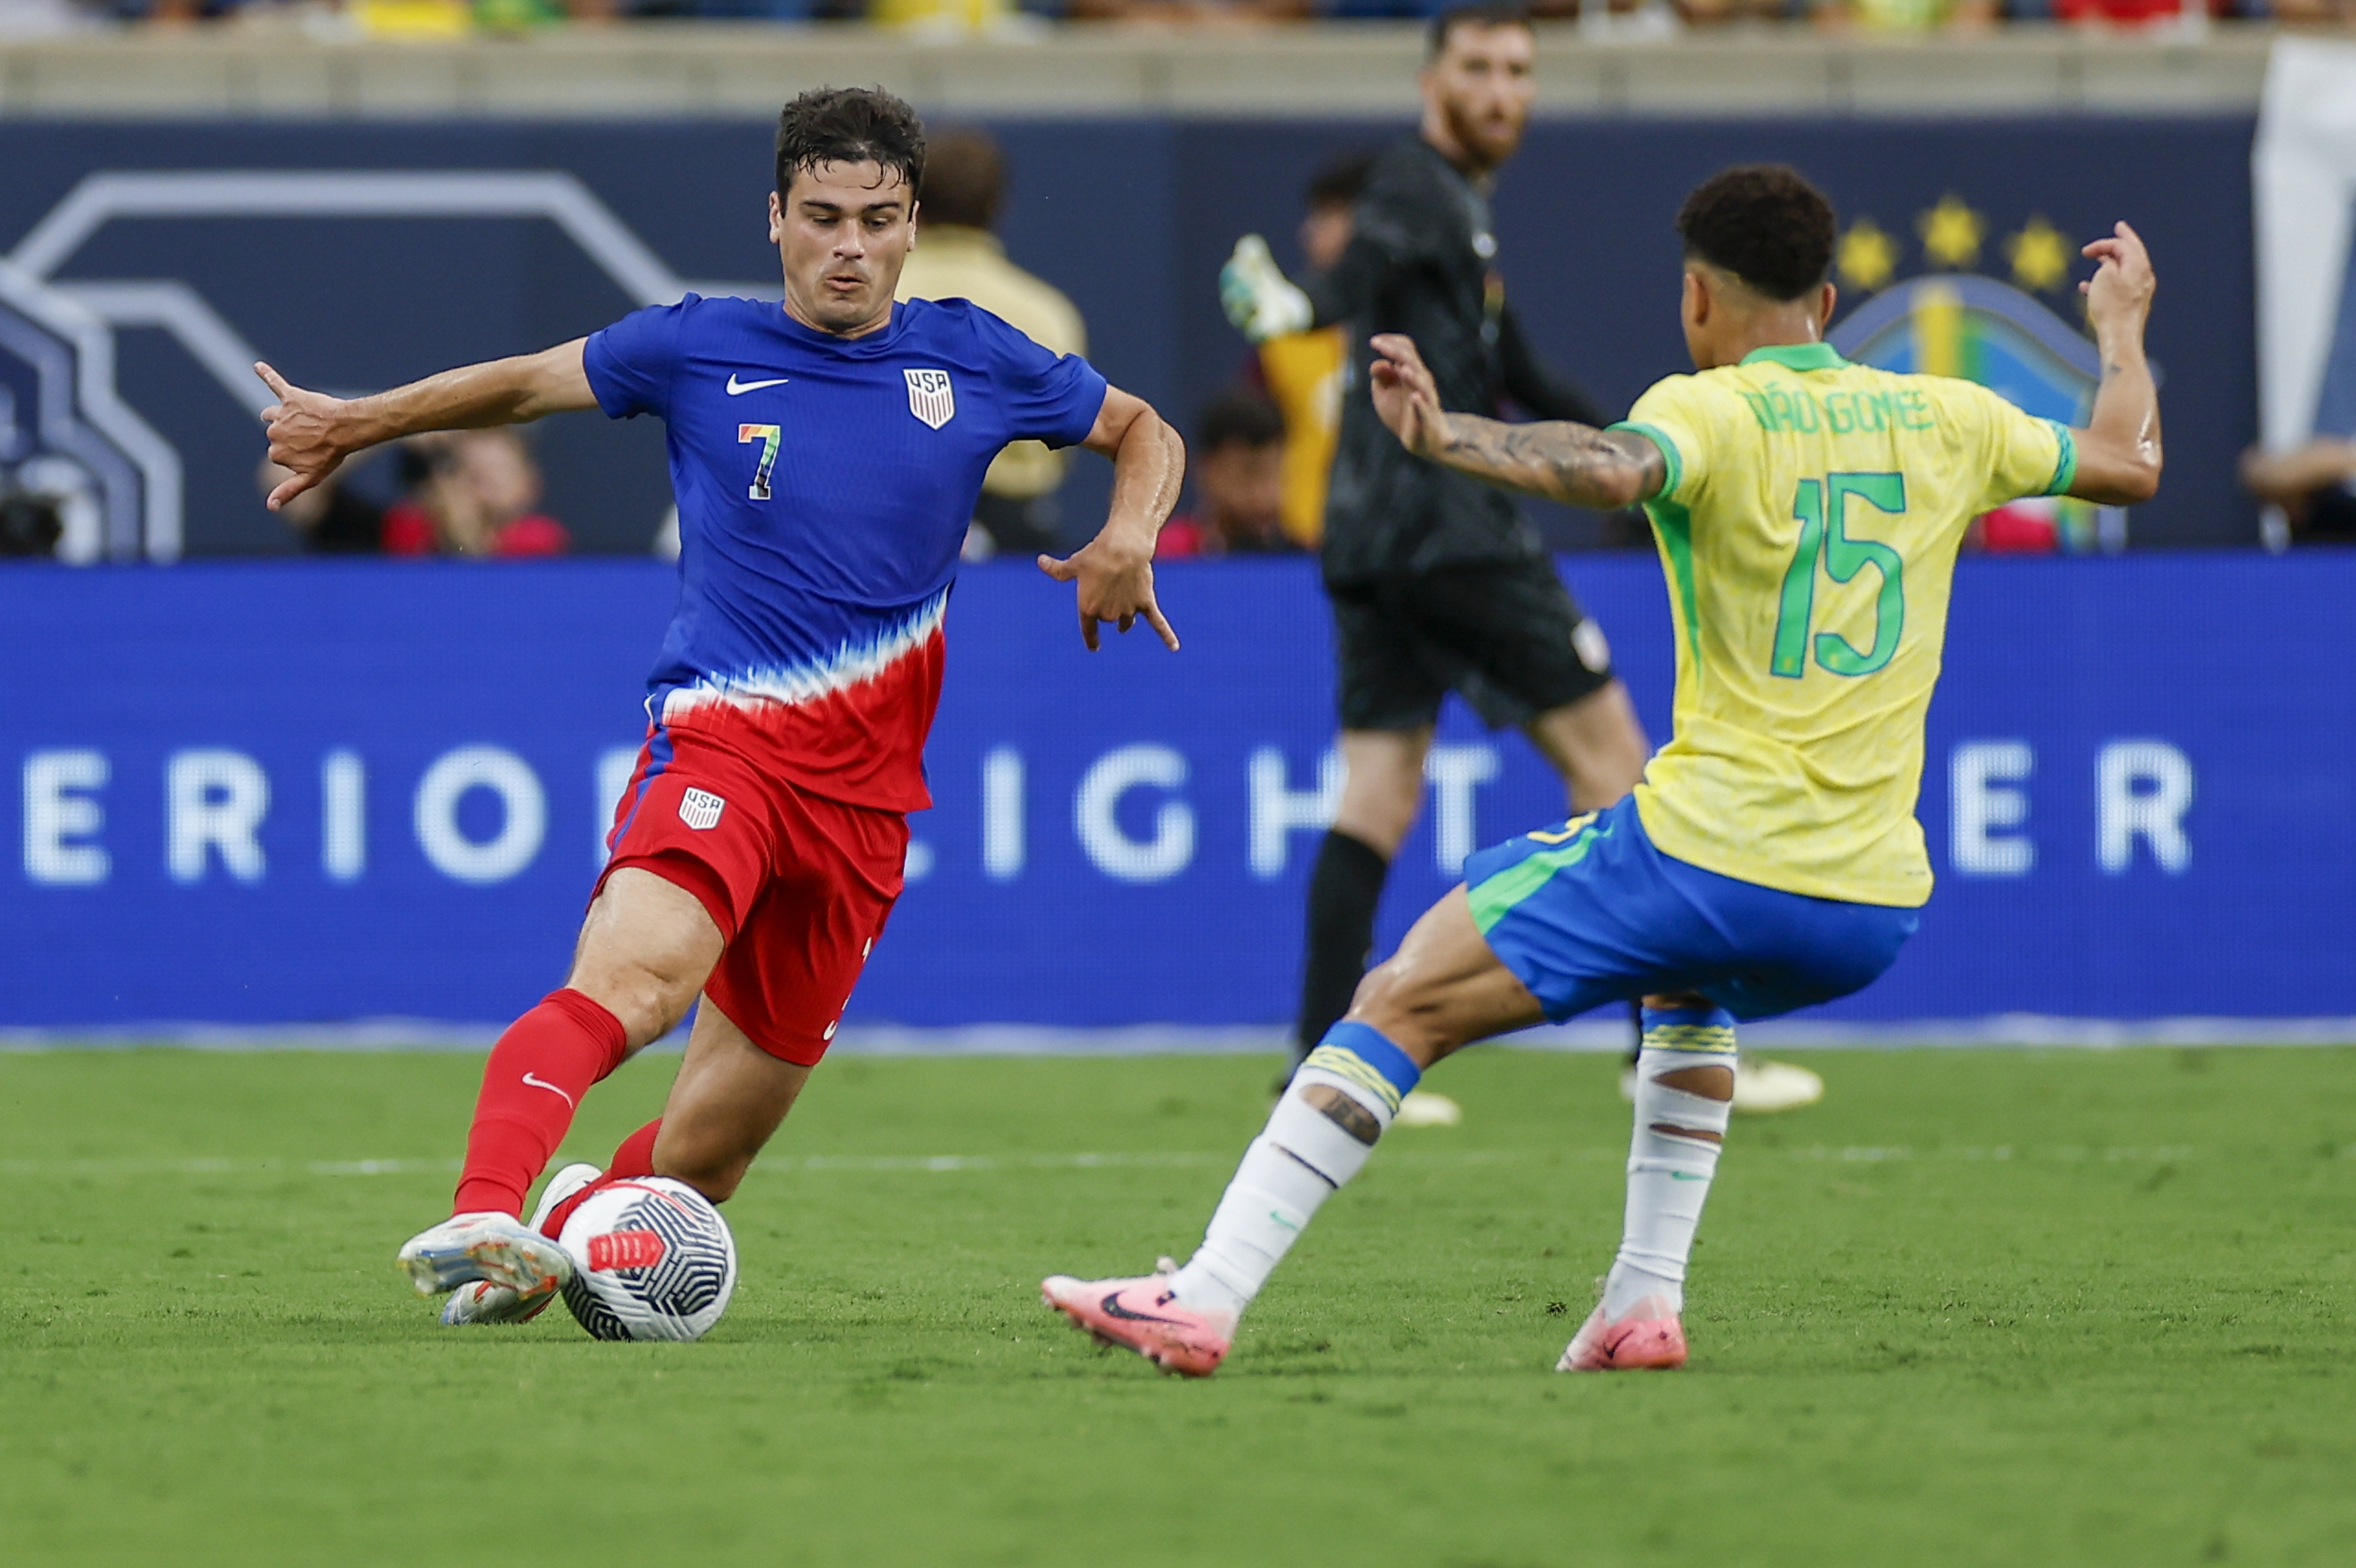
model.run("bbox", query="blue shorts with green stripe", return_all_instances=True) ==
[1461,796,1919,1024]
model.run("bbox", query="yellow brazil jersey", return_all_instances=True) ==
[1613,342,2076,909]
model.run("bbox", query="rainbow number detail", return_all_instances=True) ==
[738,423,782,501]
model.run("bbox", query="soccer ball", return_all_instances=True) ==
[556,1177,737,1342]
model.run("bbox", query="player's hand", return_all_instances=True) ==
[256,361,360,510]
[1037,532,1180,654]
[1368,333,1447,458]
[2079,222,2155,340]
[1220,236,1314,345]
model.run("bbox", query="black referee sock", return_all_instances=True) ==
[1290,830,1392,1072]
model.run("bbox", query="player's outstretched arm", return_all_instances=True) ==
[257,339,598,510]
[1037,385,1185,653]
[1368,333,1661,510]
[2065,223,2162,508]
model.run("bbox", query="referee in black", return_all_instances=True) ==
[1222,5,1652,1122]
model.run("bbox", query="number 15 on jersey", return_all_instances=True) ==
[1773,471,1907,680]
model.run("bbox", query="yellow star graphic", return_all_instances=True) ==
[1918,194,1984,272]
[2006,217,2074,293]
[1836,218,1898,293]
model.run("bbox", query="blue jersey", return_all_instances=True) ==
[583,293,1107,810]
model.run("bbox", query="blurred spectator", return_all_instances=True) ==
[2048,0,2230,21]
[1576,0,1680,36]
[1157,390,1296,559]
[1069,0,1307,19]
[2241,439,2356,545]
[260,455,386,553]
[1814,0,1997,28]
[1652,0,1787,22]
[1251,150,1371,551]
[382,430,570,558]
[896,128,1090,559]
[0,490,63,558]
[871,0,1020,26]
[6,456,101,562]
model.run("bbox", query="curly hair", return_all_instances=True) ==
[775,87,926,199]
[1675,165,1837,303]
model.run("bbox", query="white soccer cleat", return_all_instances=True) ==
[1393,1089,1463,1128]
[433,1164,603,1326]
[1732,1056,1824,1115]
[1619,1057,1825,1115]
[396,1210,574,1300]
[440,1276,559,1326]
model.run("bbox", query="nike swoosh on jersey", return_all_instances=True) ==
[520,1072,577,1109]
[725,374,790,395]
[1099,1290,1187,1325]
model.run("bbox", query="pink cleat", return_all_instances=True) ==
[1041,1273,1234,1378]
[1557,1294,1689,1372]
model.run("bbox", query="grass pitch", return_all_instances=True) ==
[2,1045,2352,1567]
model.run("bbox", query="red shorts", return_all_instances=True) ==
[597,723,907,1066]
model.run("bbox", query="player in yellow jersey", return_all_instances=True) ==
[1042,165,2160,1377]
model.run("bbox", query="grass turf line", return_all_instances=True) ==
[2,1047,2351,1567]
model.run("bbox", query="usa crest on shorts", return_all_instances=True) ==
[904,369,955,429]
[679,788,726,831]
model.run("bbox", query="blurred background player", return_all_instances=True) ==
[1252,150,1374,553]
[258,86,1184,1326]
[1155,390,1299,559]
[1047,167,2162,1380]
[1221,6,1822,1118]
[898,127,1091,561]
[2241,436,2356,545]
[1220,5,1642,1124]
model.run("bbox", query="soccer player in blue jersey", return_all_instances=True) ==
[259,88,1186,1325]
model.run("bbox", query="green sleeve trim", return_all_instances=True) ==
[1646,495,1703,669]
[1607,420,1681,504]
[2044,420,2079,498]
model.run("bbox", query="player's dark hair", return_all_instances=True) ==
[1675,164,1837,303]
[920,129,1004,231]
[1305,150,1377,213]
[775,86,926,200]
[1196,389,1286,455]
[1427,2,1531,58]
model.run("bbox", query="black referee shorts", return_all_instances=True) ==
[1328,559,1615,733]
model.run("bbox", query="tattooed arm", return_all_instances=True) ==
[1367,333,1663,510]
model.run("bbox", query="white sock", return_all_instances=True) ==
[1171,1029,1414,1317]
[1603,1030,1734,1320]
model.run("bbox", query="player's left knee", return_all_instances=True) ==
[1344,962,1456,1066]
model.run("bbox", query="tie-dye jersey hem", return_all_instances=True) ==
[649,590,950,814]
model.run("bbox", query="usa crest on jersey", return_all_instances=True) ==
[679,788,726,831]
[904,369,955,429]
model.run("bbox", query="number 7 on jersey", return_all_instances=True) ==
[738,423,782,501]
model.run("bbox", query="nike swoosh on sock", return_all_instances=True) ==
[520,1072,576,1109]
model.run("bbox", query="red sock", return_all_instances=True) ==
[452,989,629,1217]
[537,1119,662,1239]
